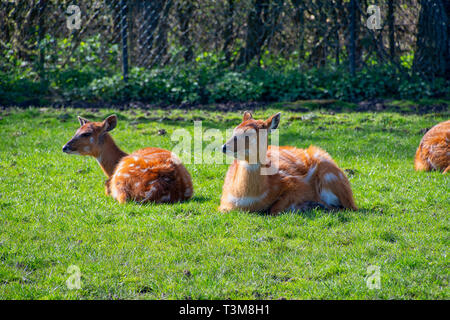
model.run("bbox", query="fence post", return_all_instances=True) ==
[120,0,129,83]
[349,0,356,76]
[388,0,395,60]
[37,0,46,81]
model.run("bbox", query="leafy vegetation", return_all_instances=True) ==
[1,41,449,106]
[0,105,448,299]
[1,1,449,107]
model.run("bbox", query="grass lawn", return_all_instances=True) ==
[0,105,448,299]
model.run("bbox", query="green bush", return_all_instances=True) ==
[0,71,46,105]
[0,36,448,106]
[208,72,263,102]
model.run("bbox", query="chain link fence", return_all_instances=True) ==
[1,0,440,105]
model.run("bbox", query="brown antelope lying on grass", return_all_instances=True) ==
[219,111,357,215]
[414,120,449,173]
[63,115,193,203]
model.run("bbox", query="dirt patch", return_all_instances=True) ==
[357,99,449,114]
[183,269,192,277]
[344,169,359,177]
[1,99,448,114]
[137,286,153,294]
[36,100,271,113]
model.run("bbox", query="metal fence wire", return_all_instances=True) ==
[0,0,422,92]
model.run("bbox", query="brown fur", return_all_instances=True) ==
[219,112,357,215]
[63,115,193,203]
[414,120,449,173]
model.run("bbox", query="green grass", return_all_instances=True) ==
[0,105,449,299]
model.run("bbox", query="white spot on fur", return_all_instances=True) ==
[111,185,119,199]
[239,161,260,171]
[129,163,135,167]
[427,159,437,170]
[304,165,317,182]
[323,173,338,183]
[313,151,331,162]
[184,188,192,197]
[278,170,304,183]
[227,190,268,207]
[133,156,139,161]
[122,173,130,178]
[83,146,90,152]
[115,164,125,175]
[320,189,340,206]
[171,152,181,165]
[278,170,289,176]
[135,182,140,187]
[160,194,171,202]
[143,187,156,200]
[89,137,94,144]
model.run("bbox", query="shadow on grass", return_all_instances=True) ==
[189,195,211,203]
[254,205,377,222]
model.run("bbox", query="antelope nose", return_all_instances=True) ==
[62,145,70,153]
[222,145,226,153]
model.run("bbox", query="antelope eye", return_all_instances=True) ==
[80,132,92,138]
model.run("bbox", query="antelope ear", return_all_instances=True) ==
[102,114,117,132]
[243,111,253,121]
[78,116,90,126]
[266,112,281,131]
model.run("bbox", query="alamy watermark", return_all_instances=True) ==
[66,5,81,30]
[367,5,382,30]
[66,265,81,290]
[63,3,383,32]
[366,265,381,289]
[171,121,279,175]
